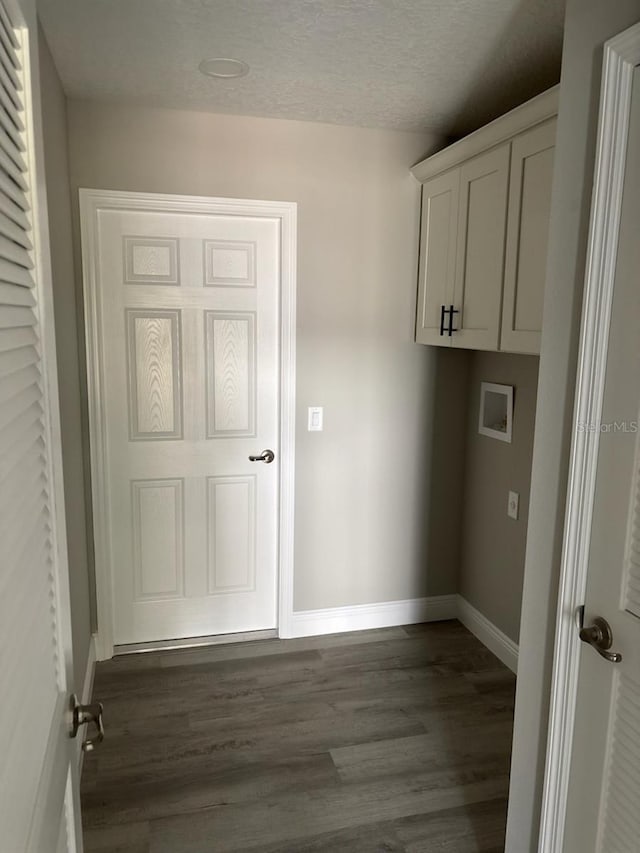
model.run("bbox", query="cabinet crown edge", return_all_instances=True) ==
[411,84,559,184]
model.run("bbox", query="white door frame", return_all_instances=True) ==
[538,22,640,853]
[80,189,297,661]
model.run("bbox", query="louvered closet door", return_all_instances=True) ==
[0,1,80,851]
[562,64,640,853]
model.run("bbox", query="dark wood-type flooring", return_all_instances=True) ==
[81,620,515,853]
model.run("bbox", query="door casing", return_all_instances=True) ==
[538,21,640,853]
[80,189,297,660]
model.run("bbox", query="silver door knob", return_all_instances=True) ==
[249,449,275,464]
[69,694,105,751]
[578,615,622,663]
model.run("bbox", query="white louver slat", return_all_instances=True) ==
[0,125,27,171]
[0,105,24,153]
[623,437,640,618]
[0,1,72,849]
[0,230,32,263]
[0,35,20,89]
[600,674,640,852]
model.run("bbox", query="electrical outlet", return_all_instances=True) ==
[508,491,519,520]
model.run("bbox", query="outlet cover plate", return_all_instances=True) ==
[308,406,323,431]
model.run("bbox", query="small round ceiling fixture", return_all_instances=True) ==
[199,58,249,79]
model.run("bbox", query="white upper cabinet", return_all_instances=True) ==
[415,169,459,345]
[501,119,557,353]
[452,144,510,350]
[412,87,558,354]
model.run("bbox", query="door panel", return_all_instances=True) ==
[126,309,182,439]
[206,475,256,593]
[94,207,280,646]
[501,119,556,354]
[563,64,640,853]
[452,144,510,350]
[415,169,459,345]
[205,311,256,436]
[131,478,184,599]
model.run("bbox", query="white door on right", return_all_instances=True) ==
[562,62,640,852]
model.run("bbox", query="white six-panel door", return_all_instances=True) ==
[85,199,283,647]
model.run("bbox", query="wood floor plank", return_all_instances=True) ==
[330,721,513,784]
[82,621,515,853]
[91,701,425,783]
[317,631,489,669]
[82,754,339,829]
[190,703,427,757]
[463,669,517,714]
[82,821,150,853]
[239,820,408,852]
[159,626,410,668]
[393,798,509,853]
[147,775,509,852]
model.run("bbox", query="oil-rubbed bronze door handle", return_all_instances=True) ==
[577,610,622,663]
[69,694,105,751]
[249,449,275,464]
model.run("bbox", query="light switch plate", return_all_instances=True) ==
[308,406,323,431]
[508,491,519,520]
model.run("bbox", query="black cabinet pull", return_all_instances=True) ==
[439,304,448,336]
[448,305,459,336]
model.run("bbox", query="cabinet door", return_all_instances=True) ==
[451,144,510,350]
[500,119,556,353]
[415,169,459,346]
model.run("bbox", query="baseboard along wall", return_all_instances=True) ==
[93,597,518,675]
[287,594,518,674]
[287,595,458,639]
[455,597,519,673]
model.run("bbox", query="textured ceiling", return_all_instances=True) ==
[37,0,566,135]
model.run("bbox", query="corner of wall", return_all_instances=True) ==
[38,23,95,689]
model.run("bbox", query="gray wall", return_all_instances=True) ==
[38,29,92,688]
[505,1,640,850]
[460,352,539,644]
[65,100,458,613]
[425,348,470,597]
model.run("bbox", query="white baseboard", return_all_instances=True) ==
[77,634,97,768]
[287,594,458,638]
[456,596,518,673]
[286,594,518,674]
